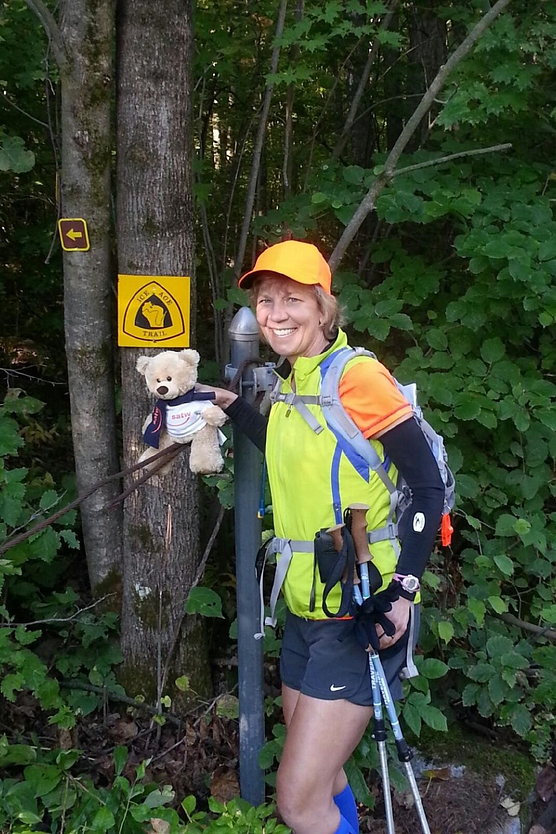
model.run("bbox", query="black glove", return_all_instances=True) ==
[350,581,400,652]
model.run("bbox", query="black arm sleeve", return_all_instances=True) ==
[379,417,444,579]
[224,396,268,454]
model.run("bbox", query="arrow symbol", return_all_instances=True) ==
[67,228,83,241]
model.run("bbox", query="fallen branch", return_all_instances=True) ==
[496,612,556,643]
[328,0,513,272]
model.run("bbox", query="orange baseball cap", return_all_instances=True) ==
[238,240,332,295]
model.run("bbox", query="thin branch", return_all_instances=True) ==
[0,443,182,556]
[302,35,365,192]
[329,0,513,272]
[283,0,305,197]
[6,594,116,628]
[60,681,183,727]
[0,93,49,129]
[332,0,399,160]
[22,0,65,70]
[1,367,66,387]
[392,142,512,178]
[497,612,556,643]
[233,0,288,279]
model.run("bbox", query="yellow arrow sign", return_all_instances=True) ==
[58,218,90,252]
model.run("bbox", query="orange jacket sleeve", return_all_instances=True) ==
[338,358,413,439]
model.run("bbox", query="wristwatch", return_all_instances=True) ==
[393,573,420,600]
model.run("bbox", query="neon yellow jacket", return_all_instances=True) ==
[266,330,399,619]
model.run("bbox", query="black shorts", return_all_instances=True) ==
[280,606,420,705]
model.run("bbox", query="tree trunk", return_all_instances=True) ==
[406,0,447,150]
[59,0,123,593]
[116,0,211,706]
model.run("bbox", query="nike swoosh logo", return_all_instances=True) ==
[330,684,347,692]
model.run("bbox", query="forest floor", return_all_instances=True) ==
[1,685,553,834]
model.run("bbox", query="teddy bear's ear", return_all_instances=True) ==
[136,356,151,375]
[178,349,200,367]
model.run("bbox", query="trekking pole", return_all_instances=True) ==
[368,648,396,834]
[368,650,431,834]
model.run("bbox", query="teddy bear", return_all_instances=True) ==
[137,349,227,475]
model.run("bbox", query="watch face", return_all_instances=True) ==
[403,576,420,592]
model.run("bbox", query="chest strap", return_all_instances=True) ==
[270,391,324,435]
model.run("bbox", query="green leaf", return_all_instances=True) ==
[184,587,223,618]
[175,675,190,692]
[311,192,328,204]
[488,596,508,614]
[144,785,175,808]
[538,238,556,261]
[510,704,532,737]
[486,635,514,658]
[420,658,449,679]
[462,683,480,707]
[114,745,127,776]
[0,135,35,173]
[468,662,495,683]
[182,795,196,816]
[91,806,116,831]
[493,553,514,576]
[454,398,481,421]
[402,702,422,736]
[514,518,531,535]
[488,673,510,706]
[480,338,505,364]
[468,598,486,626]
[438,621,454,644]
[345,760,375,808]
[426,329,448,350]
[17,811,42,824]
[540,606,556,624]
[420,704,447,732]
[216,694,239,719]
[495,514,517,536]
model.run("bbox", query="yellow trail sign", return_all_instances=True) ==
[118,275,191,347]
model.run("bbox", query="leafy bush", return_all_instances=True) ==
[0,392,123,726]
[0,741,288,834]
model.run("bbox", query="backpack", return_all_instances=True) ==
[271,346,455,546]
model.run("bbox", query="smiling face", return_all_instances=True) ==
[254,275,328,364]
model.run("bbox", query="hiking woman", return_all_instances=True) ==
[198,240,444,834]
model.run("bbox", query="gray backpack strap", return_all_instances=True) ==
[257,537,314,636]
[320,348,399,497]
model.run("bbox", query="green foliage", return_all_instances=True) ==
[0,392,123,727]
[0,741,289,834]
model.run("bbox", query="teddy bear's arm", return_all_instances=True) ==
[202,405,227,428]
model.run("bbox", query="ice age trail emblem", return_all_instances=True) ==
[123,281,185,343]
[413,512,426,533]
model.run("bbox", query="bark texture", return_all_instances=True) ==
[59,0,122,591]
[116,0,211,704]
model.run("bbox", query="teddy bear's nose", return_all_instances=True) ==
[156,385,169,396]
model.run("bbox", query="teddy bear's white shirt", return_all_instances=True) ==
[165,401,225,444]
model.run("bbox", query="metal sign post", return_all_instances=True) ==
[228,307,265,806]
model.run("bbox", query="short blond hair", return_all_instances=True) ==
[249,274,344,341]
